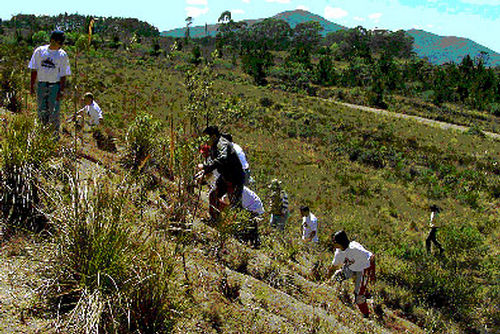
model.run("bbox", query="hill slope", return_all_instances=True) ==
[407,29,500,66]
[162,9,500,67]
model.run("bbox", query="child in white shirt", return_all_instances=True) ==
[78,92,103,127]
[329,230,375,318]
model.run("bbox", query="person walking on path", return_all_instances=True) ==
[200,126,245,222]
[328,230,376,318]
[268,179,289,232]
[426,204,444,254]
[29,30,71,136]
[301,206,318,243]
[222,134,251,185]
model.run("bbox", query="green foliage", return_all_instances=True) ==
[31,30,49,45]
[121,112,163,171]
[0,114,56,235]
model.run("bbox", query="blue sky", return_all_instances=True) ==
[2,0,500,52]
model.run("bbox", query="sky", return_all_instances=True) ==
[1,0,500,53]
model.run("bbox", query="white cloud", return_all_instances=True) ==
[296,5,310,11]
[186,0,207,5]
[460,0,500,4]
[232,9,245,15]
[368,13,382,23]
[324,6,348,20]
[266,0,291,3]
[185,6,209,18]
[427,24,434,28]
[242,0,250,3]
[353,16,365,22]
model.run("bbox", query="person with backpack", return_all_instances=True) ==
[328,230,376,318]
[268,179,289,232]
[222,134,251,185]
[199,126,245,222]
[29,30,71,136]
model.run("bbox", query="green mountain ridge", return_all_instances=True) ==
[162,9,500,67]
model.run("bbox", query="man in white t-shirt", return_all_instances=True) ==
[29,30,71,135]
[78,92,103,127]
[329,230,376,318]
[301,206,318,243]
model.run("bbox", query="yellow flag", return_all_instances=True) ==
[88,18,95,47]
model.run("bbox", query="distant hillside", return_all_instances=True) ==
[407,29,500,67]
[161,9,344,39]
[162,9,500,67]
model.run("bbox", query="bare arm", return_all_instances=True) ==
[30,70,37,94]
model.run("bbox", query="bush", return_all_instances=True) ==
[0,114,56,235]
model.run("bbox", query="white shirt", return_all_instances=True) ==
[332,241,372,272]
[28,45,71,83]
[242,186,264,215]
[302,213,318,243]
[80,101,103,126]
[232,143,249,170]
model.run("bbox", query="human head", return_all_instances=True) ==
[83,92,94,105]
[430,204,441,213]
[268,178,282,190]
[222,133,233,142]
[300,205,310,217]
[50,30,65,46]
[202,126,220,145]
[333,230,350,250]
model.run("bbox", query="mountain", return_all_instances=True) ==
[162,9,500,67]
[161,9,344,38]
[407,29,500,67]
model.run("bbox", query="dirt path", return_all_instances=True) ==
[334,101,500,140]
[0,238,54,333]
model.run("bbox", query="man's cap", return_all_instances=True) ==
[50,30,66,43]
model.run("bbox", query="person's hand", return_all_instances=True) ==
[333,269,346,282]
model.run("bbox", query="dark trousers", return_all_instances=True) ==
[208,176,243,220]
[426,228,444,254]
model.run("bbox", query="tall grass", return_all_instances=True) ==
[0,114,56,236]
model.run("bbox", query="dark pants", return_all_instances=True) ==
[426,228,444,254]
[208,176,243,220]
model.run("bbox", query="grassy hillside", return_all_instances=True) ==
[0,31,499,334]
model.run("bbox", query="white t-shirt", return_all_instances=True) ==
[232,143,249,170]
[242,186,264,215]
[332,241,372,272]
[81,101,103,126]
[28,45,71,83]
[302,213,318,243]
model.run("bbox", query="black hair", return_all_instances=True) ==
[50,30,65,43]
[222,133,233,142]
[203,126,220,137]
[300,206,310,213]
[334,230,350,249]
[430,204,441,213]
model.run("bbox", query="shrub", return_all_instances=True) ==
[0,114,56,236]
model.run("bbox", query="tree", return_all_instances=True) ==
[290,21,322,66]
[185,16,193,40]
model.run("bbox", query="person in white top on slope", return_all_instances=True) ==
[328,230,376,318]
[301,206,318,243]
[222,186,264,216]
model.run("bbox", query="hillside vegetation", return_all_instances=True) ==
[0,14,499,334]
